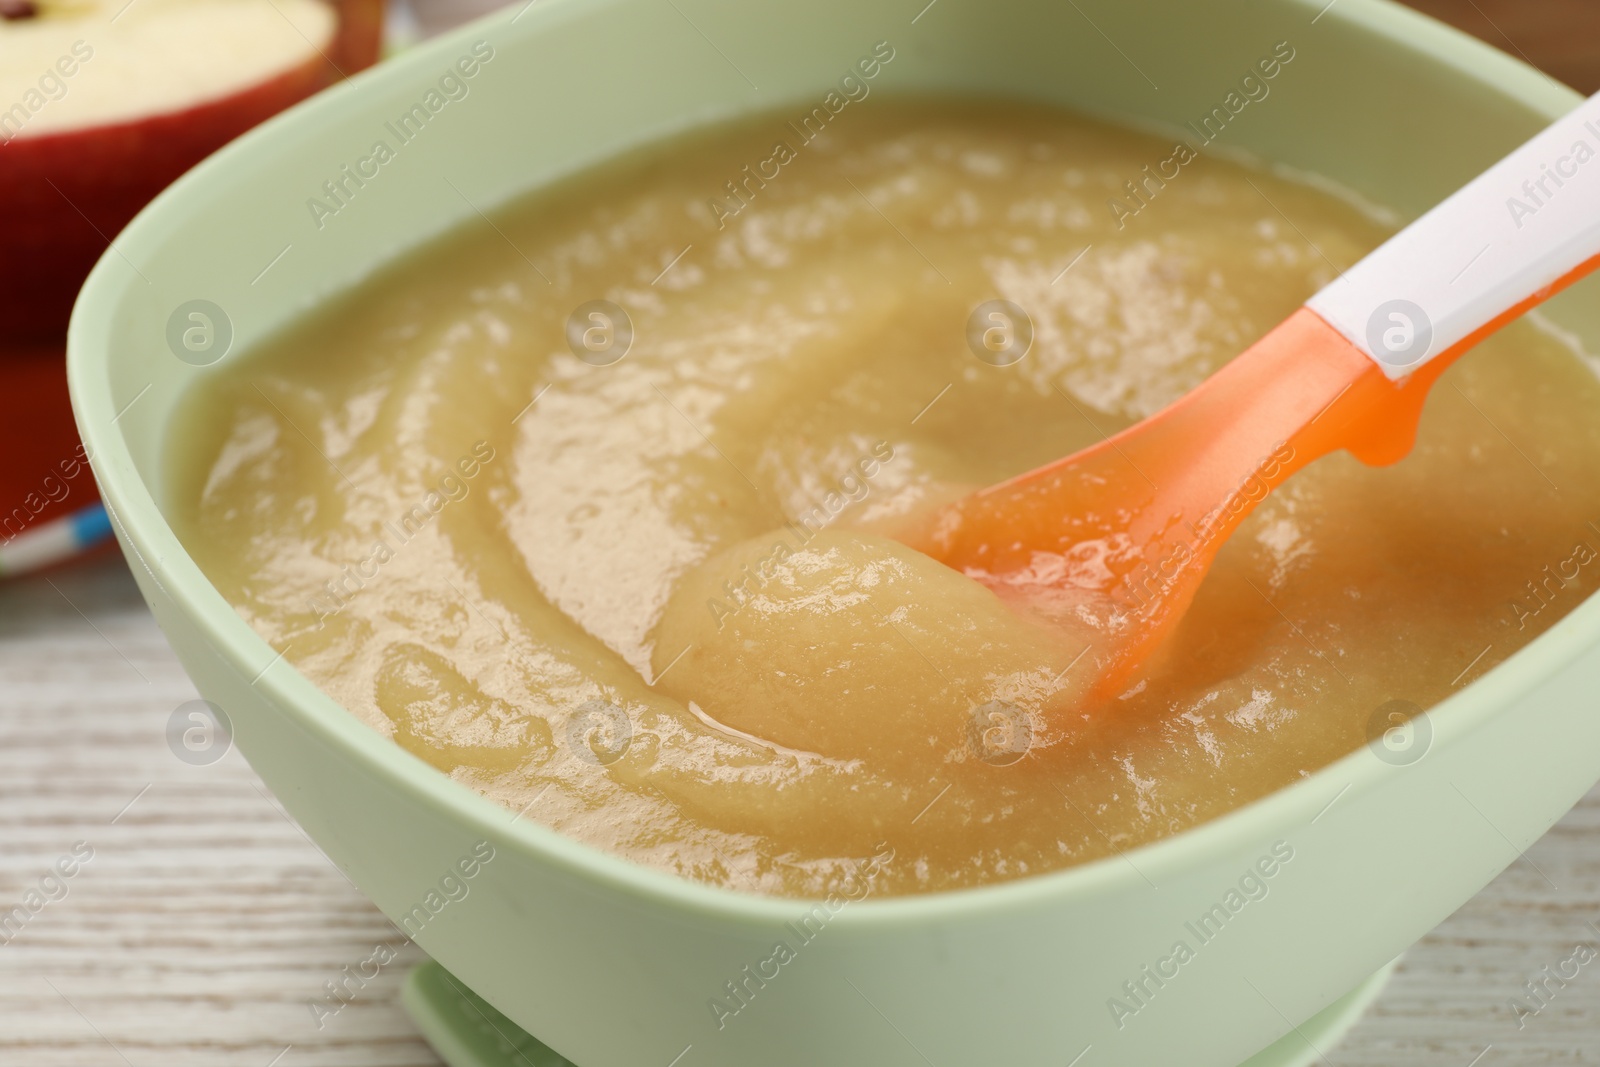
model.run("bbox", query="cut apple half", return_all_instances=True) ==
[0,0,383,343]
[1,0,337,138]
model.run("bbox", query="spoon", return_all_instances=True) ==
[902,90,1600,698]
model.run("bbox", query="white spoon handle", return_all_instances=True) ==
[1309,90,1600,379]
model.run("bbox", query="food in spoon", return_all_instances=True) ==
[913,89,1600,701]
[169,101,1600,897]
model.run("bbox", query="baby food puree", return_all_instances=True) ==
[171,99,1600,898]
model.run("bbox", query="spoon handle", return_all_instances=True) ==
[1308,90,1600,378]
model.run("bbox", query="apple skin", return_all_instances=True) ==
[329,0,385,73]
[0,0,384,345]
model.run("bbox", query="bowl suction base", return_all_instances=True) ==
[1236,957,1399,1067]
[403,956,1399,1067]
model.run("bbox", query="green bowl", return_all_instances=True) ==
[66,0,1600,1064]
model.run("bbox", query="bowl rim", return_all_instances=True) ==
[66,0,1597,927]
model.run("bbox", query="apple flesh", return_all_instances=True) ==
[0,0,383,343]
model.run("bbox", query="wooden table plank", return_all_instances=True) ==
[0,561,439,1067]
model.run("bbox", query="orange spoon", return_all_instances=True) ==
[903,90,1600,698]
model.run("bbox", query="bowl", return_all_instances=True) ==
[65,0,1600,1064]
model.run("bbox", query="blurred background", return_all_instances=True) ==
[2,1,1598,1065]
[1407,0,1600,92]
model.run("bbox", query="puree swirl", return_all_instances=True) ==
[171,101,1600,897]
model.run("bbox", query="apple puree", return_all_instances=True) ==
[169,101,1600,898]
